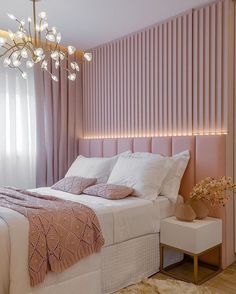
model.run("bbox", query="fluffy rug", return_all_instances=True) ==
[116,278,216,294]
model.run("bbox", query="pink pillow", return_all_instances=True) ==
[52,176,97,195]
[83,184,133,200]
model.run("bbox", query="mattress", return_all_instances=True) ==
[31,188,175,246]
[0,188,175,294]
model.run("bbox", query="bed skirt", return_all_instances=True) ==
[102,233,183,294]
[3,232,182,294]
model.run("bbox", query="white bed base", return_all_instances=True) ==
[28,233,182,294]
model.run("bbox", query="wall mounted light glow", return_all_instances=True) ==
[83,131,228,140]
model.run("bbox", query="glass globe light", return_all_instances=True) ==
[22,72,27,79]
[68,73,76,81]
[26,60,34,68]
[68,46,76,55]
[84,52,92,62]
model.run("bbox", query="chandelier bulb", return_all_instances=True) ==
[3,58,11,67]
[71,61,80,72]
[0,38,6,47]
[68,73,76,81]
[22,72,27,79]
[59,52,65,60]
[51,51,60,61]
[55,60,60,69]
[21,49,28,59]
[41,60,48,70]
[83,52,92,62]
[39,11,47,19]
[12,59,21,67]
[68,46,76,55]
[34,48,44,57]
[26,60,34,68]
[56,33,61,43]
[46,33,55,42]
[12,51,20,60]
[51,27,57,35]
[51,75,58,82]
[7,13,16,20]
[41,21,48,31]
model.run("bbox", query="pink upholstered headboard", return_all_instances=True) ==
[78,135,226,199]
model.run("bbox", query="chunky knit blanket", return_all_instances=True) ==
[0,187,104,286]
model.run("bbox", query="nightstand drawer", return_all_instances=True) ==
[160,216,222,254]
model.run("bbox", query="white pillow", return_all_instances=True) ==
[66,151,131,184]
[128,150,190,202]
[107,156,172,200]
[160,150,190,202]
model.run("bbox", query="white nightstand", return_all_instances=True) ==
[160,216,222,284]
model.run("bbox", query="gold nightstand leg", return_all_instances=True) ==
[160,244,164,270]
[194,255,199,284]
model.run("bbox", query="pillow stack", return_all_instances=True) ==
[52,149,190,202]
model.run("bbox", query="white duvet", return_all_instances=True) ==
[0,188,174,294]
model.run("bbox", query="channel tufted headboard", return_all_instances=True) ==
[78,134,233,268]
[78,135,226,199]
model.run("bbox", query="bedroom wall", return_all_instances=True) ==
[82,0,235,269]
[82,0,229,139]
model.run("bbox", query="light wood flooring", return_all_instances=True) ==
[154,262,236,293]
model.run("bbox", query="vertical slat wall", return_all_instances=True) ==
[193,0,228,135]
[83,0,228,139]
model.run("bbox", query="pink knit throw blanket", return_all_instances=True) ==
[0,187,105,286]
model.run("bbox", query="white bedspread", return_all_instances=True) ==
[0,188,175,294]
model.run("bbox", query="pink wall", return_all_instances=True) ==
[83,0,228,139]
[81,0,235,268]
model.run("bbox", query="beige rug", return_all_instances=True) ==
[116,278,217,294]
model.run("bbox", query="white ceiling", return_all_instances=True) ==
[0,0,214,50]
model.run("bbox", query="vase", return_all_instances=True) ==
[175,203,196,222]
[190,199,209,219]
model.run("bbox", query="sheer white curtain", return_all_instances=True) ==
[0,67,36,189]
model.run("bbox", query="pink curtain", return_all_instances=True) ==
[34,53,83,187]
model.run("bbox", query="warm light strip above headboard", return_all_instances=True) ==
[83,131,228,140]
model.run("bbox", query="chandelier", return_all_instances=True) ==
[0,0,92,81]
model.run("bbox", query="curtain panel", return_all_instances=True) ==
[34,52,83,187]
[0,66,36,189]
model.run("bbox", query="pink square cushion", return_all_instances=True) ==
[83,184,133,200]
[51,176,97,195]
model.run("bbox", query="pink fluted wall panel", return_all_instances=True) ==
[83,10,193,138]
[82,0,228,139]
[193,0,228,135]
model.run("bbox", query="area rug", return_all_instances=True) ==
[116,278,217,294]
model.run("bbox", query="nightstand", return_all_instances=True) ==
[160,216,222,284]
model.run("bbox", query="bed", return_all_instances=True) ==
[0,188,178,294]
[0,135,226,294]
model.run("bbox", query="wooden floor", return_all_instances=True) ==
[154,262,236,294]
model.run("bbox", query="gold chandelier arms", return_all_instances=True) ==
[0,0,92,81]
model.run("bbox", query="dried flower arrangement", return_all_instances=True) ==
[190,177,236,207]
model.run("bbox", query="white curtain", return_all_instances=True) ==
[0,67,36,189]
